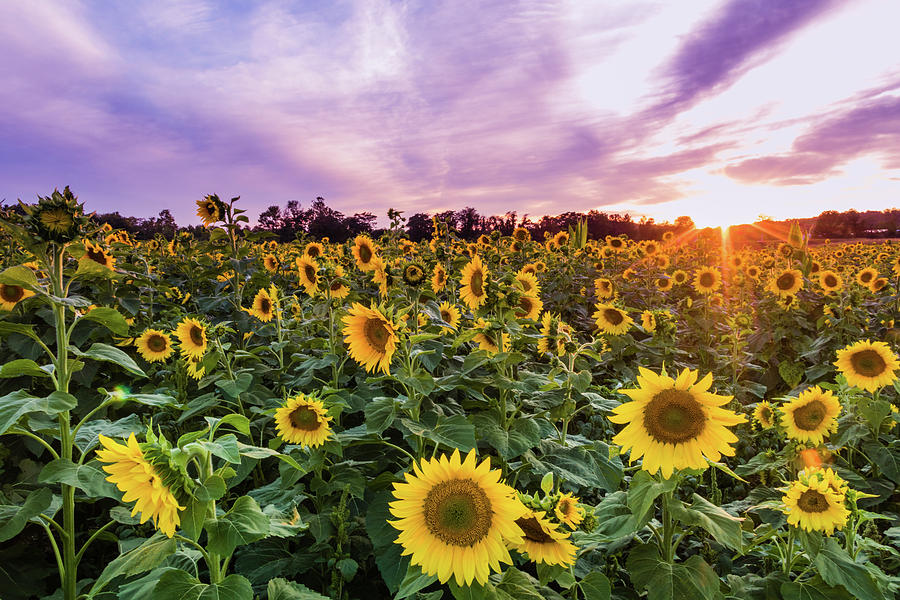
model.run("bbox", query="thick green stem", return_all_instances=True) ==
[661,490,675,562]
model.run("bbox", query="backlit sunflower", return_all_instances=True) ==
[817,270,843,294]
[431,264,448,292]
[768,268,803,298]
[753,400,775,429]
[352,235,378,271]
[554,493,584,529]
[403,263,426,286]
[745,265,760,280]
[594,277,614,299]
[294,256,318,295]
[0,284,34,311]
[96,433,184,538]
[607,237,626,252]
[609,367,746,479]
[515,294,543,321]
[856,267,877,287]
[592,303,632,335]
[274,394,333,448]
[438,302,461,331]
[460,255,489,310]
[693,267,721,294]
[782,468,849,535]
[780,386,841,445]
[834,339,900,392]
[509,509,577,567]
[389,449,526,587]
[81,241,115,270]
[250,287,276,322]
[136,329,174,363]
[174,317,208,359]
[195,196,222,226]
[342,303,397,374]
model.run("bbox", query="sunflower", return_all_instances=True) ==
[438,302,461,331]
[136,329,174,363]
[96,433,184,538]
[473,319,509,355]
[768,268,803,298]
[195,196,222,226]
[534,261,546,273]
[745,265,760,280]
[607,237,626,252]
[508,509,577,567]
[782,468,849,535]
[274,394,333,448]
[753,400,775,429]
[174,317,208,359]
[538,313,571,356]
[296,256,320,295]
[520,263,537,276]
[780,386,841,445]
[594,277,614,299]
[609,367,746,479]
[250,287,276,322]
[263,254,279,272]
[388,449,526,587]
[432,264,448,293]
[655,276,673,292]
[856,267,877,287]
[515,294,543,321]
[834,339,900,392]
[39,207,75,235]
[327,276,350,300]
[304,242,324,259]
[554,493,584,529]
[641,310,656,333]
[514,271,540,296]
[672,270,689,285]
[693,267,722,294]
[403,263,427,286]
[342,303,397,374]
[81,241,115,270]
[352,235,378,271]
[0,283,34,311]
[870,277,888,292]
[513,227,530,242]
[460,255,489,310]
[817,270,843,294]
[592,303,632,335]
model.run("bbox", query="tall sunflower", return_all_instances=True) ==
[0,283,34,311]
[782,468,849,535]
[342,303,397,374]
[296,256,320,296]
[389,449,526,587]
[609,367,746,479]
[592,303,632,335]
[195,196,222,226]
[460,255,489,310]
[514,271,540,296]
[672,270,689,285]
[856,267,877,287]
[250,287,276,322]
[263,254,279,272]
[136,329,175,363]
[96,433,184,538]
[304,242,324,259]
[780,386,841,445]
[175,317,208,359]
[834,339,900,392]
[768,269,803,298]
[692,267,722,294]
[402,263,427,286]
[352,235,378,271]
[274,394,333,448]
[508,509,577,567]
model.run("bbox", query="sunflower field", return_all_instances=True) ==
[0,189,899,600]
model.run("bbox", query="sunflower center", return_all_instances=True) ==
[364,317,390,352]
[776,273,796,290]
[849,349,886,377]
[87,247,108,264]
[441,309,451,322]
[470,270,484,297]
[861,271,873,283]
[330,281,343,292]
[260,298,272,314]
[304,265,317,283]
[792,399,826,431]
[358,243,372,263]
[289,406,321,431]
[797,489,829,513]
[760,407,771,422]
[699,273,714,287]
[518,297,534,315]
[423,479,492,547]
[603,308,624,325]
[824,275,837,287]
[308,246,320,258]
[558,499,573,517]
[1,285,25,302]
[189,325,204,346]
[515,515,552,543]
[147,334,167,353]
[643,389,706,444]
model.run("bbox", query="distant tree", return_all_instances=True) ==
[674,216,695,232]
[406,213,433,242]
[345,212,376,237]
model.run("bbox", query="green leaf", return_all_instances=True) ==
[0,358,52,379]
[215,372,253,398]
[153,571,253,600]
[626,543,722,600]
[668,493,743,551]
[496,568,544,600]
[627,471,678,522]
[212,413,251,436]
[193,434,241,464]
[0,390,76,435]
[38,459,119,499]
[781,578,852,600]
[540,472,554,495]
[365,491,407,593]
[528,444,623,494]
[402,414,476,452]
[70,343,145,377]
[814,538,883,600]
[204,495,270,556]
[365,396,398,434]
[267,578,331,600]
[88,533,177,596]
[79,307,130,335]
[235,442,306,473]
[0,265,40,290]
[0,487,52,542]
[74,414,144,454]
[0,321,41,343]
[578,572,611,600]
[395,564,438,599]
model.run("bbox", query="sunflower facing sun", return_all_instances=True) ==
[834,339,900,392]
[779,386,841,445]
[592,303,632,335]
[782,468,849,535]
[136,328,175,363]
[274,394,333,448]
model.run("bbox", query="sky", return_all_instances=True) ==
[2,0,899,229]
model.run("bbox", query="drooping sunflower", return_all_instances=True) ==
[342,303,397,374]
[817,270,843,294]
[515,294,543,321]
[768,268,803,298]
[594,277,614,299]
[641,310,656,333]
[403,263,427,286]
[388,449,526,587]
[554,493,584,529]
[438,302,461,331]
[460,255,489,310]
[195,196,222,226]
[693,267,722,294]
[263,254,279,272]
[274,394,333,448]
[752,400,775,429]
[0,283,35,311]
[856,267,877,287]
[834,339,900,392]
[136,329,175,363]
[782,468,849,535]
[780,386,841,445]
[431,264,448,293]
[174,317,208,359]
[81,241,115,270]
[870,277,888,292]
[96,433,184,538]
[250,287,276,322]
[609,367,746,479]
[296,256,320,295]
[592,303,632,335]
[352,235,378,271]
[508,509,577,567]
[327,271,350,300]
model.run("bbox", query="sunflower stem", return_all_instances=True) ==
[661,490,675,563]
[783,527,796,576]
